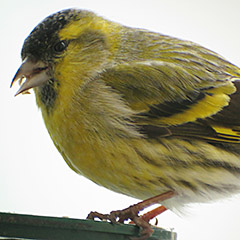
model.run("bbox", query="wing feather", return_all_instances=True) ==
[100,60,240,143]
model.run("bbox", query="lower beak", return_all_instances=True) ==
[10,57,49,96]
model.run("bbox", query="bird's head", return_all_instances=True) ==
[11,9,115,106]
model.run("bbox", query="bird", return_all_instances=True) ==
[11,8,240,239]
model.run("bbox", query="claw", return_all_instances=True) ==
[130,215,154,240]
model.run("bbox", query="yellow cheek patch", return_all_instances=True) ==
[155,82,236,126]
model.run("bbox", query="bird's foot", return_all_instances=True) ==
[87,190,176,240]
[87,205,154,239]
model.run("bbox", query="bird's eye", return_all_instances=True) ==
[53,40,68,53]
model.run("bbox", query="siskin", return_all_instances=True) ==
[11,8,240,239]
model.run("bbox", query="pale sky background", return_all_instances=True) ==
[2,0,240,239]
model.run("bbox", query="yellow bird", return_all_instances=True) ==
[11,9,240,239]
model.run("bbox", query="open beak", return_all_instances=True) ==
[10,57,50,96]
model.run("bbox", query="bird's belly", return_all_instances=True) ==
[54,134,172,200]
[49,120,240,204]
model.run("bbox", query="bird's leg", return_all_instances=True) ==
[130,205,167,224]
[87,190,176,240]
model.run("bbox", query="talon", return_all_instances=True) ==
[86,211,120,224]
[130,216,154,240]
[109,211,119,223]
[86,211,110,221]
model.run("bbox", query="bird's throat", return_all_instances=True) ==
[35,79,59,114]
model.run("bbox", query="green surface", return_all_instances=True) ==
[0,212,177,240]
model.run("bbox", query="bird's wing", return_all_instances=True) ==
[101,60,240,143]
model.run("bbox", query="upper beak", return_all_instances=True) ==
[10,57,49,96]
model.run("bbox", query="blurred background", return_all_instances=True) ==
[1,0,240,239]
